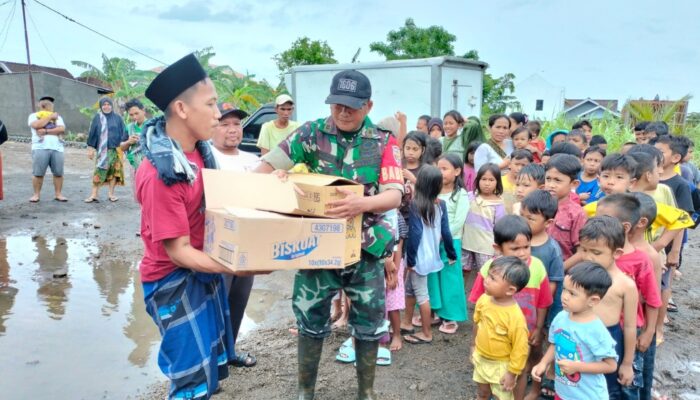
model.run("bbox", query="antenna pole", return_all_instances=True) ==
[21,0,36,112]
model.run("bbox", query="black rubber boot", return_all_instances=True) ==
[355,339,379,400]
[297,335,324,400]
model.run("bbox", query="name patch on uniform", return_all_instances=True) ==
[338,79,357,93]
[381,166,403,183]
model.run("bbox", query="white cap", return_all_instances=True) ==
[275,94,294,106]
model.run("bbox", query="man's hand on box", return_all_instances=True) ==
[326,188,366,219]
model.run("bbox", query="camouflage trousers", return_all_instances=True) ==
[292,255,388,341]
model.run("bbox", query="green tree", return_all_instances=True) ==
[623,94,692,134]
[273,37,337,73]
[369,18,456,60]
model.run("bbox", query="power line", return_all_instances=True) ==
[31,0,166,66]
[26,5,59,68]
[0,0,17,53]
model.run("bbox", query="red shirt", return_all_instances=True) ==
[136,151,206,282]
[616,249,662,328]
[530,138,546,164]
[547,196,587,260]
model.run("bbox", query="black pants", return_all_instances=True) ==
[224,275,255,341]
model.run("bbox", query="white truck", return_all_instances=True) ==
[285,56,488,125]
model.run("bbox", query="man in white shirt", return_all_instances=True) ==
[27,96,67,202]
[210,101,259,368]
[256,94,300,155]
[210,102,259,172]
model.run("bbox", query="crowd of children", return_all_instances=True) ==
[329,111,696,400]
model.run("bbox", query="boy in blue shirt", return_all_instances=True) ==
[532,262,618,400]
[577,146,606,205]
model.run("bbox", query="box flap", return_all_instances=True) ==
[288,173,360,187]
[203,169,299,213]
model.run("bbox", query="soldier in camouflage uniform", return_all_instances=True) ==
[257,70,404,400]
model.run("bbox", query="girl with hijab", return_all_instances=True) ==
[85,97,129,202]
[473,114,513,171]
[428,117,444,139]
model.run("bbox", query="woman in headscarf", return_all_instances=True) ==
[473,114,513,171]
[85,97,128,202]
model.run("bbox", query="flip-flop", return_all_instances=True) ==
[376,347,391,366]
[54,197,68,202]
[400,327,415,335]
[29,198,40,203]
[667,300,678,313]
[229,352,256,368]
[336,338,355,363]
[109,196,119,202]
[540,378,555,400]
[438,321,459,334]
[403,334,432,345]
[84,197,99,203]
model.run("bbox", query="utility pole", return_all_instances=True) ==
[21,0,36,112]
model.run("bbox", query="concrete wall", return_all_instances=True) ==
[0,72,104,136]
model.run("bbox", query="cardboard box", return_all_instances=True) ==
[202,169,363,271]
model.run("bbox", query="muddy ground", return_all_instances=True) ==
[1,141,699,399]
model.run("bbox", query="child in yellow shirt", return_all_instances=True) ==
[471,256,530,400]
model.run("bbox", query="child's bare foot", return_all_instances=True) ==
[389,335,403,351]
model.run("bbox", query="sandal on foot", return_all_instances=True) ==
[376,347,391,366]
[29,197,40,203]
[403,334,432,345]
[336,338,355,363]
[84,197,99,203]
[229,352,257,368]
[109,196,119,202]
[54,197,68,202]
[438,321,459,334]
[667,300,678,313]
[541,378,556,400]
[400,327,415,335]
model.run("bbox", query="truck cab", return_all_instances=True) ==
[240,102,276,155]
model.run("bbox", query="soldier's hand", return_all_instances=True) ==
[272,169,305,195]
[325,188,366,219]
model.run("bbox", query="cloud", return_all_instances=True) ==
[159,1,251,23]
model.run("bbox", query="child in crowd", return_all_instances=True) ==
[520,190,564,327]
[545,154,587,270]
[402,166,456,345]
[440,110,466,158]
[513,163,545,215]
[464,141,481,193]
[425,136,443,165]
[386,209,409,352]
[503,149,533,214]
[577,146,606,205]
[654,135,694,345]
[546,129,568,149]
[540,149,551,165]
[428,117,444,139]
[429,153,469,334]
[679,137,700,187]
[597,153,638,197]
[645,121,668,144]
[550,142,583,158]
[511,126,531,151]
[566,129,588,154]
[621,142,636,154]
[630,192,664,285]
[462,163,506,273]
[579,217,639,398]
[469,215,553,400]
[634,122,650,144]
[596,194,662,399]
[527,120,545,163]
[589,135,608,150]
[471,256,531,400]
[572,119,593,143]
[532,262,618,400]
[400,131,427,220]
[519,190,565,400]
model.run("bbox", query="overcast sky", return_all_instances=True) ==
[1,0,697,111]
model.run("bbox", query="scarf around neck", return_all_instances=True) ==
[139,115,218,186]
[487,138,507,159]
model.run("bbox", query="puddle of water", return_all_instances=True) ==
[0,236,289,398]
[0,236,162,399]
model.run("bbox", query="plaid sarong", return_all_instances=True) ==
[143,269,235,399]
